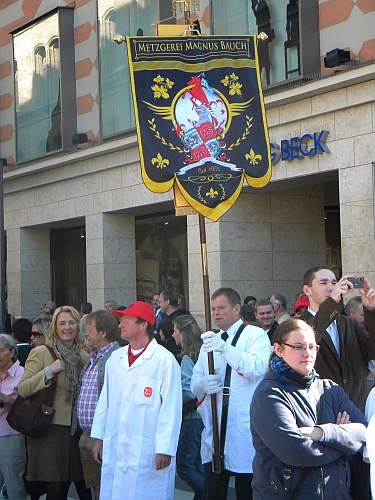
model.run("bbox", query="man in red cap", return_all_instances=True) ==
[91,301,182,500]
[293,295,309,317]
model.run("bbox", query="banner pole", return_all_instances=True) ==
[198,214,221,473]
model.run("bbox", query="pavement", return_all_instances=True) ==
[53,478,194,499]
[58,475,236,499]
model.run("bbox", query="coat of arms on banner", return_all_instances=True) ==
[127,36,271,221]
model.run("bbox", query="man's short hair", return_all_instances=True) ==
[241,305,256,322]
[255,298,273,312]
[12,318,32,343]
[273,294,287,311]
[211,288,241,307]
[303,266,326,287]
[135,317,155,338]
[244,295,256,304]
[88,310,120,342]
[81,302,93,315]
[346,296,362,313]
[105,299,118,308]
[44,301,56,313]
[160,290,178,308]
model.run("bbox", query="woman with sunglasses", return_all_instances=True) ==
[250,318,366,499]
[30,318,51,347]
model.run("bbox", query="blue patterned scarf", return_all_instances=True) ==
[270,356,318,389]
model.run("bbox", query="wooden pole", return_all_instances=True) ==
[198,214,221,473]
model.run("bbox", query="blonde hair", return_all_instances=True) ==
[33,317,51,338]
[48,306,84,348]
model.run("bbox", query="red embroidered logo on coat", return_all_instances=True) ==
[144,387,153,397]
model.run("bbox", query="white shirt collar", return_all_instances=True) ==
[220,319,243,337]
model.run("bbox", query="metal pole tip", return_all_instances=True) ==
[113,34,125,44]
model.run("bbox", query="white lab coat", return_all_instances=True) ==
[191,320,271,473]
[91,339,182,500]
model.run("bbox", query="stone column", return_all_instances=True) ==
[339,163,375,285]
[269,185,326,305]
[86,213,136,310]
[7,227,50,318]
[188,186,326,322]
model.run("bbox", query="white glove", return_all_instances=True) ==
[222,344,242,371]
[202,369,222,395]
[201,331,226,353]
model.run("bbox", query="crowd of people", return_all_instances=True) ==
[1,266,375,499]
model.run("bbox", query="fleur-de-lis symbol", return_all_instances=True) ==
[245,148,262,165]
[206,187,218,199]
[151,153,169,169]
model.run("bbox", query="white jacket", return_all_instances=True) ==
[191,319,271,473]
[91,339,182,500]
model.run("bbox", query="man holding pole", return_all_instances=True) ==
[191,287,271,500]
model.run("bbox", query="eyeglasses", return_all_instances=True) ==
[31,332,42,338]
[282,342,320,353]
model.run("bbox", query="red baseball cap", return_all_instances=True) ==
[112,301,155,325]
[294,295,310,314]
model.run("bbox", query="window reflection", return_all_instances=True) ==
[98,0,158,137]
[14,13,61,161]
[135,215,188,305]
[212,0,301,87]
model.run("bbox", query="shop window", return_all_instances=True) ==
[50,227,87,309]
[211,0,319,88]
[135,214,188,307]
[12,8,76,162]
[98,0,159,138]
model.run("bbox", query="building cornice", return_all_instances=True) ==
[264,62,374,109]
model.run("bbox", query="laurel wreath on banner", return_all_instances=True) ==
[227,115,253,150]
[197,184,226,204]
[147,118,184,153]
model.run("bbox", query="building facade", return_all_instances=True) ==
[0,0,374,322]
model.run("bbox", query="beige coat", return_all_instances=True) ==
[18,343,88,426]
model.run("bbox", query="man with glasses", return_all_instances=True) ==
[302,267,375,500]
[152,293,162,330]
[156,291,190,357]
[158,290,189,321]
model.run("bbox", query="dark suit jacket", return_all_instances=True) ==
[266,321,279,344]
[301,296,375,412]
[17,343,33,367]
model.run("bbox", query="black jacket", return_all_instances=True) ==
[301,297,375,412]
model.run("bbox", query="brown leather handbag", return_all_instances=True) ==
[7,346,59,437]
